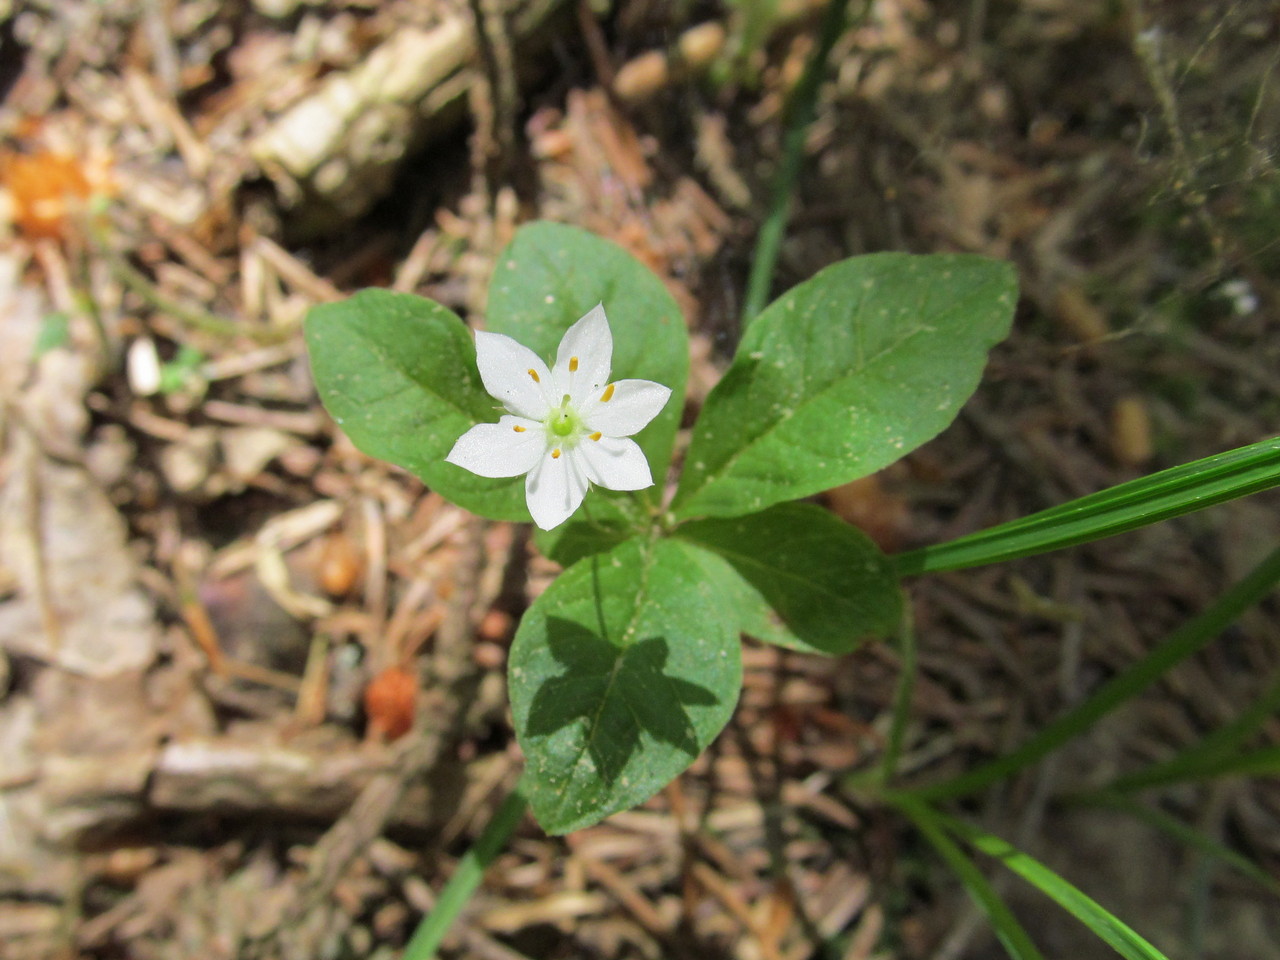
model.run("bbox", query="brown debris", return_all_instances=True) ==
[0,1,1275,958]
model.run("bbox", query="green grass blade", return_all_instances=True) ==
[741,0,856,326]
[896,796,1047,960]
[1103,670,1280,794]
[1111,745,1280,791]
[894,437,1280,575]
[402,786,528,960]
[1076,793,1280,895]
[908,544,1280,803]
[926,808,1173,960]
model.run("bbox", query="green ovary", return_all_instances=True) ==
[546,398,584,444]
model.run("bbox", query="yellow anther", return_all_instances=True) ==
[590,431,602,441]
[528,369,540,382]
[551,448,562,459]
[569,356,579,372]
[601,383,615,402]
[512,425,526,432]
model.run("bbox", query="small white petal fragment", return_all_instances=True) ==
[474,331,552,420]
[127,337,163,396]
[445,416,543,477]
[552,303,611,396]
[578,436,653,491]
[583,380,672,437]
[447,304,671,529]
[526,447,589,530]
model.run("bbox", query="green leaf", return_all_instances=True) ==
[677,502,901,655]
[894,437,1280,575]
[487,222,689,489]
[673,253,1017,519]
[932,808,1173,960]
[510,537,742,834]
[898,796,1046,960]
[305,289,527,521]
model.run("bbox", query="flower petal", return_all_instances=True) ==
[475,331,553,419]
[525,446,590,529]
[445,416,545,477]
[552,303,612,401]
[582,379,672,437]
[578,436,653,491]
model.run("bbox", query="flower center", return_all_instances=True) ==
[547,395,583,443]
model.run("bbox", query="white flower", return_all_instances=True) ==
[446,304,672,530]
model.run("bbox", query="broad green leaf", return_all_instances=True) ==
[897,796,1046,960]
[933,811,1172,960]
[894,437,1280,575]
[677,502,901,655]
[306,290,526,520]
[509,537,741,834]
[673,253,1017,519]
[487,222,689,489]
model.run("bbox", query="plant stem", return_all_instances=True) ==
[880,594,916,786]
[902,543,1280,803]
[401,785,528,960]
[741,0,854,327]
[91,221,285,344]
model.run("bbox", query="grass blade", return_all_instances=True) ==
[897,796,1047,960]
[402,786,528,960]
[1076,793,1280,896]
[741,0,854,326]
[1111,746,1280,791]
[926,807,1173,960]
[908,544,1280,802]
[1102,670,1280,794]
[894,437,1280,575]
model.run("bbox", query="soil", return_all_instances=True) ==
[0,1,1277,959]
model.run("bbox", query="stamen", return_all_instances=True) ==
[562,394,571,406]
[512,425,526,433]
[569,357,579,372]
[551,448,562,459]
[600,383,615,402]
[528,369,540,383]
[590,431,602,441]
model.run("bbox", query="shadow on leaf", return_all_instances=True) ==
[526,617,718,785]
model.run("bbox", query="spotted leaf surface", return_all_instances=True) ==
[672,253,1017,519]
[306,290,527,520]
[510,536,741,834]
